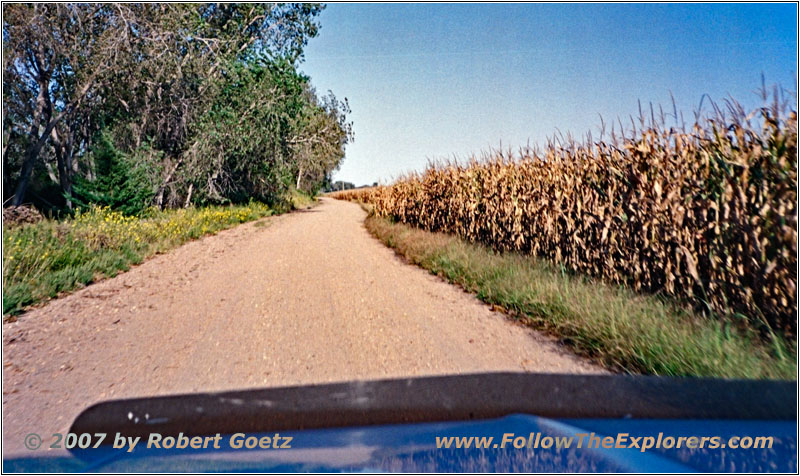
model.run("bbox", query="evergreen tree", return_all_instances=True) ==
[71,131,154,215]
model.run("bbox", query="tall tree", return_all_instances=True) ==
[3,3,347,212]
[291,87,353,193]
[3,4,134,206]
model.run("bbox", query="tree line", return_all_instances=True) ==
[3,3,352,214]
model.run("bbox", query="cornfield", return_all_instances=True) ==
[334,103,798,337]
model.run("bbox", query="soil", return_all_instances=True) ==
[2,198,603,455]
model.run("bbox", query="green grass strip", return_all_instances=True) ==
[3,202,274,316]
[365,213,796,380]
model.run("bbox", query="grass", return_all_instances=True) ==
[290,188,317,210]
[364,212,796,380]
[3,202,273,316]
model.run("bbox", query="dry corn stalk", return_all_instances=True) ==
[333,107,798,337]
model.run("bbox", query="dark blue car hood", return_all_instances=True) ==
[4,373,796,472]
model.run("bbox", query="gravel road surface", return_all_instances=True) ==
[3,198,603,455]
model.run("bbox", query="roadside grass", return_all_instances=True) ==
[290,189,317,210]
[3,202,273,316]
[365,213,796,380]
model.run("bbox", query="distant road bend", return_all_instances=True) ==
[3,197,603,454]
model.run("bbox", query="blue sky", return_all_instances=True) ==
[299,3,798,186]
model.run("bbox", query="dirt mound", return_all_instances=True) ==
[3,205,44,227]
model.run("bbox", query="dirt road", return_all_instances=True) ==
[3,198,602,454]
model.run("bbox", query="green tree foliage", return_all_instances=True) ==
[291,88,353,195]
[3,3,350,214]
[188,58,306,205]
[71,131,156,216]
[186,57,353,206]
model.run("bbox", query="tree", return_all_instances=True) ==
[71,130,157,216]
[3,3,347,213]
[182,56,353,206]
[3,4,137,207]
[291,87,353,193]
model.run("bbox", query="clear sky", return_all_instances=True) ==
[299,3,797,186]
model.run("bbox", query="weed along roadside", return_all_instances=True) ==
[2,202,275,317]
[2,187,321,319]
[358,213,795,380]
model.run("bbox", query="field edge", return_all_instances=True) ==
[362,212,796,381]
